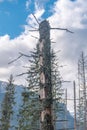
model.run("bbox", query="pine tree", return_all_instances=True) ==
[51,50,64,125]
[16,47,40,130]
[0,74,15,130]
[16,87,40,130]
[17,45,64,130]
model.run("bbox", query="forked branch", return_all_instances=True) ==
[8,52,31,64]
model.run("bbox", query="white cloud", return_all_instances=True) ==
[26,3,45,26]
[26,0,31,10]
[34,8,45,21]
[0,33,37,84]
[48,0,87,79]
[0,0,87,112]
[34,0,50,9]
[49,0,87,29]
[47,0,87,73]
[0,1,45,85]
[0,0,4,2]
[47,0,87,112]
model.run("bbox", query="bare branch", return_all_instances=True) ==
[16,72,28,77]
[30,35,39,39]
[51,41,56,43]
[50,28,74,33]
[29,25,38,30]
[8,52,31,64]
[22,66,30,68]
[28,29,38,32]
[17,68,39,77]
[32,13,40,25]
[8,55,22,64]
[61,80,71,83]
[54,50,61,54]
[19,52,31,58]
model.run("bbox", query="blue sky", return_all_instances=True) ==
[0,0,87,112]
[0,0,28,38]
[0,0,56,38]
[0,0,76,38]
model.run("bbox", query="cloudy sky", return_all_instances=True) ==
[0,0,87,111]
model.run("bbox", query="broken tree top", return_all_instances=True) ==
[28,15,73,34]
[39,20,50,40]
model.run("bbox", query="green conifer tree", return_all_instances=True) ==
[51,50,64,123]
[0,74,15,130]
[16,87,40,130]
[17,45,63,130]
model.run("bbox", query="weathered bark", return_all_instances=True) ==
[39,20,54,130]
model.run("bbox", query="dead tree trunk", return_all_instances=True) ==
[38,20,54,130]
[65,89,67,130]
[82,52,87,130]
[73,81,77,130]
[78,52,87,130]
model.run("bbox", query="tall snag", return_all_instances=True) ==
[77,52,87,130]
[38,20,54,130]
